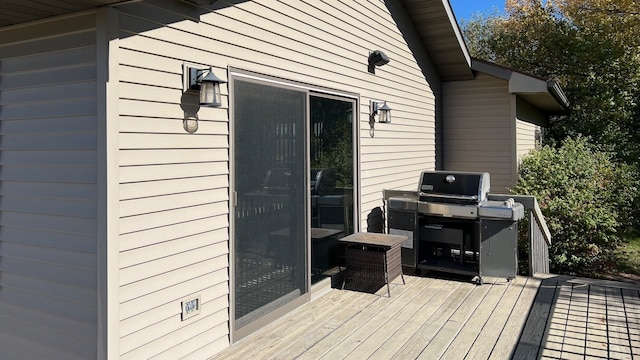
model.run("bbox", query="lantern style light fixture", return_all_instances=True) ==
[184,65,226,107]
[370,100,392,123]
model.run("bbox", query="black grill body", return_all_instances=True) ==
[385,171,522,284]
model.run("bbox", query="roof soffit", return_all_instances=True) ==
[400,0,474,81]
[0,1,133,28]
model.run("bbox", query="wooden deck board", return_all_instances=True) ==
[222,289,367,359]
[621,288,640,357]
[317,276,433,360]
[488,276,542,359]
[367,279,455,360]
[389,280,479,359]
[561,281,589,359]
[267,291,379,360]
[512,276,559,359]
[270,293,378,360]
[335,277,438,359]
[213,274,640,360]
[605,286,633,359]
[553,283,574,358]
[418,279,507,359]
[586,285,610,359]
[466,276,539,360]
[296,276,420,360]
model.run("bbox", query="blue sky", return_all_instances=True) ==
[449,0,506,21]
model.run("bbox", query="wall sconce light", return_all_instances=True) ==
[183,65,226,107]
[368,100,391,137]
[370,100,392,123]
[368,50,390,73]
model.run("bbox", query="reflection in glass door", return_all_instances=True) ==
[232,79,307,333]
[310,95,355,284]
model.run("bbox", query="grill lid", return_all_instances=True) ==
[418,171,490,204]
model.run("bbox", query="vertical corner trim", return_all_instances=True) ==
[96,7,120,360]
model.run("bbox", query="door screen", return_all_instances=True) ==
[233,80,307,330]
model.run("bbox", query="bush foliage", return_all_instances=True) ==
[513,137,636,276]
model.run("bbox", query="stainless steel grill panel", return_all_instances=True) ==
[417,202,478,219]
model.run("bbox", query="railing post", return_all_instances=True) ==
[529,210,535,276]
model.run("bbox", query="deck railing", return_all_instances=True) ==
[487,194,551,275]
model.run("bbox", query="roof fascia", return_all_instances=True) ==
[471,58,512,81]
[472,58,570,113]
[442,0,471,68]
[547,80,570,111]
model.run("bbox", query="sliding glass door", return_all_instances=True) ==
[309,95,356,283]
[232,79,308,336]
[231,75,358,339]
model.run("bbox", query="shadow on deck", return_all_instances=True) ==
[214,273,640,359]
[514,274,640,360]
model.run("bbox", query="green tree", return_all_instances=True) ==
[461,0,640,231]
[462,0,640,161]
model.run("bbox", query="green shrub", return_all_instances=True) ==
[513,136,636,276]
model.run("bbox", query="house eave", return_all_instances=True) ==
[547,80,571,115]
[471,58,570,115]
[0,0,138,28]
[400,0,474,81]
[2,0,477,82]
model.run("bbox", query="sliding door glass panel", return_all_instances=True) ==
[233,79,307,329]
[309,95,355,283]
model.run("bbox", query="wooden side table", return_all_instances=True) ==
[339,232,407,297]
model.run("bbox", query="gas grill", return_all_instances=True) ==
[385,171,525,284]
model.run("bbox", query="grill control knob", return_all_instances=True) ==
[445,175,456,183]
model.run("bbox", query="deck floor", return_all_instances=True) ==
[214,273,640,359]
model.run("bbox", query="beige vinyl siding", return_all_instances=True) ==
[115,2,228,359]
[516,119,538,161]
[0,13,98,360]
[515,97,546,174]
[114,0,438,356]
[515,96,547,167]
[443,73,515,193]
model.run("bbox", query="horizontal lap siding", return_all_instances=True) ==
[115,0,437,357]
[515,99,545,183]
[116,2,231,359]
[516,119,537,161]
[338,0,439,224]
[443,74,515,193]
[0,13,98,360]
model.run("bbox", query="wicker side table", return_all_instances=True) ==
[339,232,407,297]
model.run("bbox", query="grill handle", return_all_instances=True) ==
[424,224,443,230]
[419,193,478,201]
